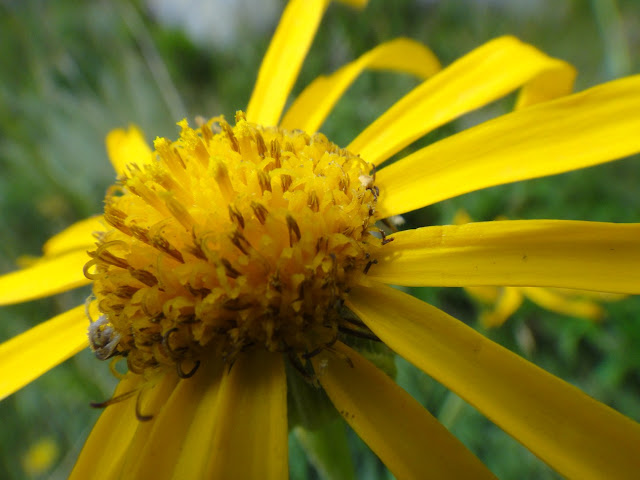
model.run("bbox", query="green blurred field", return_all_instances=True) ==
[1,0,639,478]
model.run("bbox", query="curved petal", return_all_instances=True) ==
[376,75,640,217]
[246,0,330,126]
[106,125,153,176]
[0,249,91,306]
[206,350,287,479]
[313,342,496,479]
[43,216,103,256]
[116,372,181,477]
[0,305,87,400]
[348,36,575,166]
[169,359,225,479]
[122,360,223,479]
[280,38,440,132]
[369,220,640,294]
[69,374,146,480]
[348,283,640,479]
[520,287,604,320]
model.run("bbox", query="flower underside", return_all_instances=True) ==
[85,112,382,379]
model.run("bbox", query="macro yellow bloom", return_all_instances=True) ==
[2,1,640,479]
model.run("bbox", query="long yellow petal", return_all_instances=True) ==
[348,284,640,479]
[42,216,103,256]
[124,359,223,479]
[369,220,640,294]
[206,350,288,479]
[0,305,87,400]
[105,125,153,176]
[70,374,146,480]
[170,360,225,479]
[348,36,575,166]
[313,342,496,479]
[246,0,330,126]
[0,249,91,306]
[117,372,181,478]
[376,75,640,217]
[280,38,440,132]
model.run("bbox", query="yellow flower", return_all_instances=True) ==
[2,0,640,478]
[454,210,626,328]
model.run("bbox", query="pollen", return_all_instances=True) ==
[85,112,381,377]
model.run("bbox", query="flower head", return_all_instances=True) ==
[2,0,640,478]
[90,113,379,374]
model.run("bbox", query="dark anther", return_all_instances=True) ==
[229,230,251,255]
[228,205,245,229]
[251,202,268,225]
[221,121,239,152]
[280,174,293,192]
[270,139,281,168]
[286,215,302,247]
[220,258,241,278]
[177,359,201,379]
[363,259,378,274]
[255,132,267,157]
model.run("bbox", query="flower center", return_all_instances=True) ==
[85,112,381,377]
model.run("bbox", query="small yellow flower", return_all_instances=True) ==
[21,437,59,477]
[2,0,640,478]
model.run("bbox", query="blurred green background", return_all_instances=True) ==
[1,0,639,478]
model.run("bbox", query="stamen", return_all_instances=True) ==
[286,215,301,246]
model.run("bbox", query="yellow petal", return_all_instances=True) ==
[0,249,91,306]
[369,220,640,294]
[313,342,496,479]
[376,74,640,217]
[246,0,330,126]
[124,359,223,479]
[170,360,225,479]
[70,374,146,480]
[280,38,440,132]
[520,286,604,320]
[0,305,87,400]
[117,372,181,477]
[481,287,523,328]
[106,125,153,176]
[42,216,103,256]
[206,350,288,479]
[348,36,575,166]
[348,283,640,479]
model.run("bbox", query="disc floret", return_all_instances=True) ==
[85,112,381,376]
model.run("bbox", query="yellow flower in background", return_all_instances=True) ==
[1,0,640,478]
[454,210,626,328]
